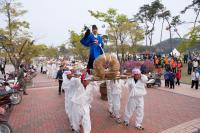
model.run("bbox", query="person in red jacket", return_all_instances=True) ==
[177,60,183,71]
[176,69,182,86]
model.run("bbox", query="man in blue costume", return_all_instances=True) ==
[80,25,104,70]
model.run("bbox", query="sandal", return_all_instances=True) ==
[116,118,122,124]
[123,121,129,127]
[70,126,74,131]
[109,112,115,118]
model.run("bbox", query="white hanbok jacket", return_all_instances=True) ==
[109,80,125,95]
[71,82,98,106]
[63,77,78,114]
[126,75,148,97]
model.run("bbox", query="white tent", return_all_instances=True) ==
[170,48,180,57]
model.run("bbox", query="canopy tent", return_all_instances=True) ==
[170,48,180,57]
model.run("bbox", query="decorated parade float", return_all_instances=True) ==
[78,25,157,100]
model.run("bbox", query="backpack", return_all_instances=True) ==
[164,73,169,80]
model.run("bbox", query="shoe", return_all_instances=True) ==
[109,112,113,116]
[135,126,144,130]
[58,92,61,95]
[70,126,74,131]
[116,118,122,124]
[123,121,129,126]
[23,92,28,95]
[62,90,65,93]
[110,113,115,118]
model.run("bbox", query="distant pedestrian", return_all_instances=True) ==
[0,60,6,75]
[193,59,199,71]
[56,65,64,95]
[175,69,181,86]
[164,56,170,70]
[169,71,175,89]
[183,54,188,64]
[140,64,147,74]
[191,69,199,90]
[188,60,193,75]
[164,70,170,87]
[40,64,43,73]
[197,55,200,64]
[172,60,177,73]
[154,56,159,68]
[177,60,182,71]
[18,64,28,95]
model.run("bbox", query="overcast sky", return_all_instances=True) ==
[0,0,196,46]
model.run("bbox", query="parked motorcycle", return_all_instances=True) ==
[0,85,22,105]
[0,73,18,88]
[146,73,162,88]
[0,114,13,133]
[0,90,13,114]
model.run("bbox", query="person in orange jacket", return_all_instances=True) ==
[155,56,159,68]
[165,56,170,71]
[164,56,169,65]
[172,60,177,73]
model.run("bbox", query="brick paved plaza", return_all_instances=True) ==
[8,73,200,133]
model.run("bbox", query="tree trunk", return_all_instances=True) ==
[194,9,200,28]
[172,25,182,38]
[149,17,157,48]
[145,21,148,51]
[166,19,173,54]
[160,18,165,43]
[169,29,172,52]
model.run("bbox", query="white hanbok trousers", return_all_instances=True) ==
[112,94,121,118]
[72,104,91,133]
[124,96,144,127]
[107,88,113,113]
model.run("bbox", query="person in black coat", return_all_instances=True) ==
[169,70,175,89]
[56,66,64,95]
[184,54,188,64]
[188,60,193,75]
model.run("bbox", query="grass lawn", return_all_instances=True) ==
[181,63,191,85]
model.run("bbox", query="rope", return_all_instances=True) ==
[99,45,112,69]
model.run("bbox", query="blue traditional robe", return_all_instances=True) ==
[80,34,104,69]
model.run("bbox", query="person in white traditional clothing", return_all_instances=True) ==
[62,70,75,129]
[71,73,98,133]
[63,69,82,131]
[62,70,71,110]
[46,63,51,78]
[108,79,125,124]
[51,62,57,78]
[123,68,148,130]
[106,80,113,116]
[61,66,69,92]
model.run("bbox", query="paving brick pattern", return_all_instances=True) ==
[8,74,200,133]
[31,73,58,88]
[161,118,200,133]
[158,80,200,99]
